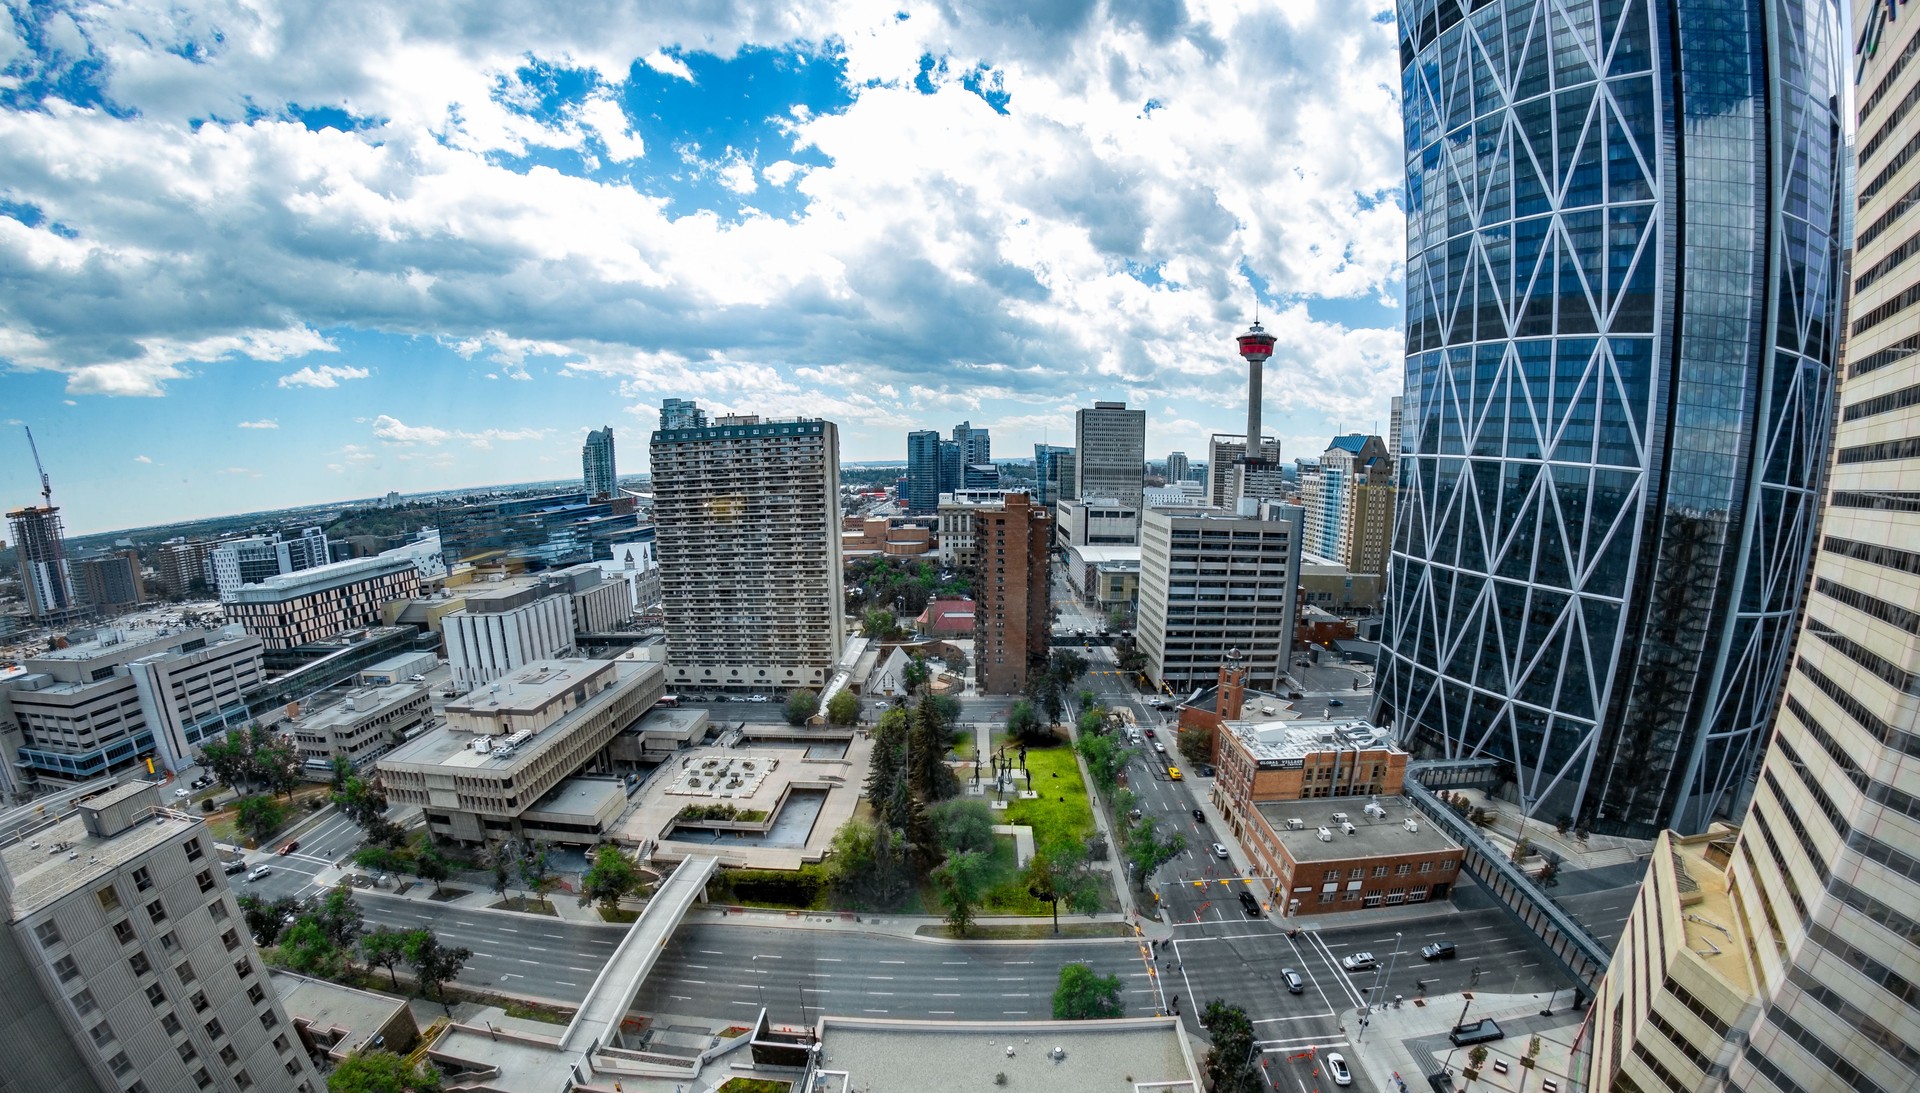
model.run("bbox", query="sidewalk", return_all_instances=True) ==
[1348,989,1586,1093]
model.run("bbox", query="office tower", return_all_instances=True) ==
[1342,463,1395,577]
[937,490,1009,567]
[969,493,1050,695]
[951,420,991,466]
[1379,0,1847,837]
[442,582,577,690]
[1387,395,1403,463]
[1166,451,1190,485]
[1588,3,1918,1087]
[72,547,145,611]
[223,555,421,651]
[1137,503,1303,693]
[581,425,617,500]
[1206,434,1282,509]
[1033,444,1072,505]
[906,430,943,514]
[650,402,846,693]
[0,782,321,1093]
[939,438,963,493]
[1075,401,1146,509]
[659,397,706,431]
[207,528,330,600]
[963,463,1000,489]
[1045,447,1076,504]
[7,505,82,624]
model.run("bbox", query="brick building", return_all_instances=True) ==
[970,492,1051,695]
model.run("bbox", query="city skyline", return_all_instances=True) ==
[0,2,1408,535]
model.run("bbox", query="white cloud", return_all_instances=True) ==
[371,414,547,448]
[578,94,645,162]
[237,418,278,429]
[641,50,694,81]
[277,364,370,389]
[132,454,152,463]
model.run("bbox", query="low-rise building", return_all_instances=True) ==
[916,598,976,639]
[377,658,665,844]
[1062,544,1140,606]
[288,682,431,773]
[356,649,438,686]
[1298,552,1384,612]
[272,969,419,1063]
[1054,495,1140,549]
[595,540,662,614]
[811,1015,1202,1092]
[223,555,422,651]
[839,516,935,561]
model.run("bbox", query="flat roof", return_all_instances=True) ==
[1068,545,1142,563]
[1223,718,1398,762]
[524,777,625,819]
[2,795,197,918]
[817,1017,1199,1093]
[1257,797,1460,861]
[226,554,413,600]
[382,663,646,775]
[446,658,616,714]
[295,682,428,730]
[270,970,405,1051]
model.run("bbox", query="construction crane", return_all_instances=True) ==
[24,424,54,508]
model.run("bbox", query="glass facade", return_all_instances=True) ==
[1379,0,1847,837]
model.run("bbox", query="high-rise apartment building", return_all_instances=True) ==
[650,402,845,693]
[1588,3,1917,1088]
[1342,470,1395,577]
[951,420,991,466]
[905,430,943,514]
[1136,503,1303,693]
[1075,401,1146,510]
[207,528,330,601]
[1300,435,1391,564]
[1379,0,1847,837]
[7,505,82,624]
[151,538,217,599]
[969,493,1051,695]
[1205,435,1283,510]
[659,398,707,431]
[581,425,617,500]
[0,781,319,1093]
[1387,395,1403,463]
[939,438,963,493]
[1033,444,1072,506]
[1166,451,1190,485]
[72,548,145,611]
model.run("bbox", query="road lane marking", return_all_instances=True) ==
[700,949,724,955]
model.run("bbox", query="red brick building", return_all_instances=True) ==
[971,493,1051,695]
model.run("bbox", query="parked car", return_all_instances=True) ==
[1327,1052,1352,1087]
[222,860,248,875]
[1192,808,1206,823]
[190,776,212,789]
[172,787,192,799]
[246,866,272,882]
[407,674,426,682]
[1421,941,1458,961]
[1211,842,1230,860]
[277,841,299,855]
[1282,968,1304,994]
[1237,890,1263,917]
[1342,951,1377,971]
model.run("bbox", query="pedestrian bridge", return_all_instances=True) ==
[560,853,719,1054]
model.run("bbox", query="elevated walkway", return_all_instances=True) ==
[559,854,718,1054]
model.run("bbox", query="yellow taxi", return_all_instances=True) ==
[1167,766,1183,781]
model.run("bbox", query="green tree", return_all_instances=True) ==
[1006,699,1048,743]
[197,729,255,790]
[1125,815,1186,891]
[404,930,472,1010]
[1026,839,1103,935]
[579,845,639,913]
[933,849,988,936]
[865,707,909,814]
[1052,962,1125,1019]
[825,819,911,910]
[328,755,355,791]
[237,894,301,948]
[1074,731,1130,795]
[354,846,405,876]
[784,689,820,725]
[517,840,554,901]
[906,700,959,804]
[1201,1001,1261,1093]
[862,607,903,641]
[333,774,389,828]
[930,799,996,856]
[483,842,512,900]
[903,655,931,694]
[358,926,411,990]
[235,793,287,846]
[1176,726,1213,766]
[314,884,365,952]
[327,1049,442,1093]
[826,688,862,725]
[276,916,348,979]
[414,849,451,895]
[254,742,303,798]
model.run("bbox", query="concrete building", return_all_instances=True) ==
[962,462,1000,489]
[1298,553,1384,613]
[222,555,421,651]
[581,425,616,500]
[1033,443,1072,506]
[1588,4,1920,1085]
[6,504,82,624]
[271,970,419,1064]
[650,404,845,694]
[1387,394,1403,463]
[951,420,991,466]
[659,397,707,430]
[1,627,266,785]
[1343,469,1395,577]
[810,1015,1203,1092]
[1054,495,1140,549]
[288,682,431,773]
[435,491,641,570]
[1074,401,1146,509]
[355,650,437,686]
[1166,450,1190,485]
[905,429,943,514]
[595,540,661,614]
[207,528,330,600]
[1303,435,1391,566]
[1207,434,1284,510]
[970,493,1051,695]
[151,538,217,599]
[1044,446,1077,504]
[72,548,145,612]
[1062,545,1140,608]
[1208,717,1460,916]
[839,516,934,561]
[0,781,320,1093]
[1136,503,1304,693]
[935,489,1008,566]
[443,582,577,690]
[377,658,664,844]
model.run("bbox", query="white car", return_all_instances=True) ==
[1342,952,1377,971]
[1212,842,1230,860]
[172,788,192,799]
[246,866,272,882]
[1326,1052,1351,1086]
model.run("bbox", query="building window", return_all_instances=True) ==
[222,929,241,952]
[190,991,209,1013]
[1372,866,1388,878]
[176,960,196,985]
[204,1017,224,1040]
[273,1034,290,1053]
[1349,868,1363,880]
[97,886,121,912]
[161,1013,182,1036]
[113,920,136,945]
[219,1046,238,1066]
[160,931,179,953]
[72,989,99,1017]
[246,984,266,1005]
[184,838,204,862]
[145,983,166,1006]
[1396,863,1411,875]
[128,953,151,977]
[234,957,254,980]
[105,1051,131,1078]
[1319,892,1335,903]
[53,954,80,982]
[260,1010,278,1031]
[196,869,215,893]
[178,1043,198,1064]
[1419,861,1433,873]
[235,1069,253,1089]
[89,1021,114,1047]
[209,900,229,922]
[193,1069,213,1089]
[146,899,167,924]
[132,867,154,892]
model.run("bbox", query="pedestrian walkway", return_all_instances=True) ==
[1347,989,1585,1093]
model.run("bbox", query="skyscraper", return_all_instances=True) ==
[1033,444,1072,505]
[650,401,845,693]
[951,420,991,466]
[1589,4,1918,1088]
[581,425,617,500]
[6,505,81,624]
[1378,0,1847,837]
[659,397,706,431]
[969,493,1051,695]
[905,430,943,514]
[939,438,963,493]
[1075,401,1146,510]
[1165,451,1190,485]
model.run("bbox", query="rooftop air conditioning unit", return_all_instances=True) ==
[1331,812,1349,824]
[1287,818,1305,830]
[1317,826,1333,842]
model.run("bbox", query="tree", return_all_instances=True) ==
[579,845,639,913]
[516,840,555,901]
[930,799,996,856]
[235,794,287,846]
[862,607,904,641]
[826,688,862,726]
[784,689,820,725]
[1052,962,1125,1019]
[327,1049,442,1093]
[329,755,355,791]
[825,819,911,910]
[483,842,512,900]
[1201,1001,1262,1093]
[1006,699,1048,743]
[906,700,959,804]
[1074,731,1130,796]
[276,916,348,979]
[254,742,303,798]
[413,849,451,895]
[197,730,254,790]
[333,775,389,828]
[1125,815,1186,891]
[865,707,910,813]
[903,655,930,694]
[404,929,472,1009]
[359,926,411,990]
[1176,726,1214,766]
[315,884,365,952]
[933,849,988,936]
[354,846,405,876]
[238,894,301,948]
[1026,839,1103,934]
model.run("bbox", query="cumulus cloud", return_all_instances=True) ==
[278,364,370,389]
[371,414,549,449]
[237,419,278,429]
[133,454,152,463]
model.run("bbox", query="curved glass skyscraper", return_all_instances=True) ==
[1378,0,1848,837]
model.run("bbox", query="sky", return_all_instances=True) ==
[0,0,1407,536]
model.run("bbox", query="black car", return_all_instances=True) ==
[222,860,248,875]
[1237,890,1262,917]
[1192,808,1206,823]
[1420,941,1457,960]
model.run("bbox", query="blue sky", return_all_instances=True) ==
[0,1,1407,535]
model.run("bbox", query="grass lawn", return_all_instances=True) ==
[915,921,1136,940]
[993,733,1096,850]
[978,834,1048,915]
[717,1079,793,1093]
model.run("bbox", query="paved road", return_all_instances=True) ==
[356,892,625,1001]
